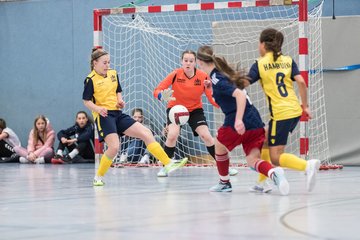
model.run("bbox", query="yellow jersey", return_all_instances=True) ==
[82,69,122,119]
[248,52,302,121]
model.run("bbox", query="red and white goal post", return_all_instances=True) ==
[93,0,338,169]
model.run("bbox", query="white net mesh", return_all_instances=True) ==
[99,1,329,166]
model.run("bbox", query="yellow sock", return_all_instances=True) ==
[147,142,171,166]
[258,148,271,183]
[279,153,307,171]
[96,154,113,177]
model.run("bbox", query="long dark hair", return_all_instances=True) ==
[259,28,284,62]
[75,111,93,125]
[197,45,248,89]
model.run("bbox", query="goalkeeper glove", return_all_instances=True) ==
[159,88,176,101]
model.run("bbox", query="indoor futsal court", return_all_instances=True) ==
[1,164,358,240]
[1,0,360,239]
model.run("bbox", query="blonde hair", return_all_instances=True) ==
[197,45,248,89]
[33,115,48,145]
[90,47,109,70]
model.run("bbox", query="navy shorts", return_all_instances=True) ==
[167,108,208,137]
[268,116,300,146]
[95,110,136,142]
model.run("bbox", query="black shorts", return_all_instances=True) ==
[268,116,300,146]
[166,108,208,137]
[95,110,136,142]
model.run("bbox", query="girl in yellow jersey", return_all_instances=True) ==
[83,48,187,186]
[247,28,320,192]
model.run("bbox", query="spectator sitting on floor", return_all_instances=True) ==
[0,118,21,163]
[51,111,94,164]
[14,115,55,164]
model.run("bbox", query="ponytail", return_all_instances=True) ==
[259,28,284,61]
[197,45,248,89]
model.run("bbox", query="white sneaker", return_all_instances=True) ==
[119,153,128,163]
[19,157,30,164]
[34,157,45,164]
[249,179,272,193]
[139,154,150,164]
[157,158,188,177]
[306,159,321,192]
[93,176,105,186]
[229,168,238,176]
[270,167,289,196]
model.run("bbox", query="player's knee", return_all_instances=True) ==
[200,133,213,145]
[167,131,179,142]
[107,144,119,157]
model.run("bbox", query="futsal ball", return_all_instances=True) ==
[169,105,189,126]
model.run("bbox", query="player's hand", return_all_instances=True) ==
[160,88,176,102]
[204,79,212,89]
[116,99,125,109]
[302,105,312,119]
[234,119,245,135]
[97,106,108,117]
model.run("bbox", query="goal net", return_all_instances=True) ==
[94,0,330,167]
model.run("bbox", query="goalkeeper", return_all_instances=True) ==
[154,50,238,177]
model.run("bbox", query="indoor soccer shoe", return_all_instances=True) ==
[271,167,289,196]
[210,181,232,192]
[306,159,321,192]
[229,168,239,176]
[93,176,105,186]
[249,179,272,193]
[157,157,188,177]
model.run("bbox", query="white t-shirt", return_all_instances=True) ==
[2,127,21,147]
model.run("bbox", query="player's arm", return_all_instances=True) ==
[232,89,246,135]
[292,60,312,119]
[246,62,261,87]
[153,71,176,101]
[204,85,220,108]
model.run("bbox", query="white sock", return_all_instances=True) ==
[220,175,230,182]
[57,150,63,156]
[68,149,79,159]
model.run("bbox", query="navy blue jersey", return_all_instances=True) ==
[210,69,264,130]
[57,122,94,143]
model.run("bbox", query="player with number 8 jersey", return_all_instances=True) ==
[247,28,320,193]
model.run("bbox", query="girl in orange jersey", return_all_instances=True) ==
[154,50,238,177]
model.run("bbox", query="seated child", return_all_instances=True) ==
[0,118,21,162]
[51,111,94,164]
[14,115,55,164]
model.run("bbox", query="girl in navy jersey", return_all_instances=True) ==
[196,45,289,195]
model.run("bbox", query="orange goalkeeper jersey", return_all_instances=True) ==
[153,68,219,112]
